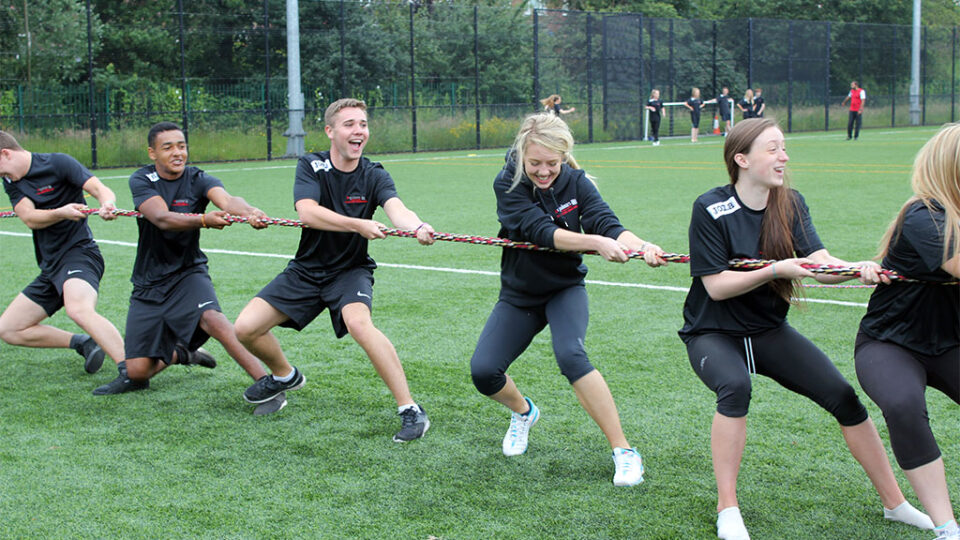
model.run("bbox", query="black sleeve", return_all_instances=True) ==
[3,178,24,208]
[371,166,399,208]
[791,191,825,256]
[51,153,94,189]
[130,170,161,210]
[689,199,731,276]
[576,174,626,239]
[902,205,952,272]
[293,156,322,207]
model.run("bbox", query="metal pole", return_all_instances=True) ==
[712,20,717,98]
[921,25,926,125]
[533,9,540,111]
[474,6,481,149]
[892,27,897,127]
[85,0,97,168]
[639,15,644,140]
[177,0,189,141]
[284,0,305,157]
[787,20,793,133]
[953,26,957,123]
[587,13,594,143]
[909,0,921,125]
[602,15,608,131]
[339,0,346,97]
[747,18,753,88]
[824,21,830,132]
[668,18,674,137]
[409,2,417,152]
[264,0,272,161]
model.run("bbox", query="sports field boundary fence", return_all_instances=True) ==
[0,1,956,168]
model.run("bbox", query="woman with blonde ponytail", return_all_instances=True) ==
[855,123,960,540]
[678,118,933,540]
[470,113,664,487]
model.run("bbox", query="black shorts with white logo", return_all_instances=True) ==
[124,269,220,362]
[256,264,374,338]
[22,245,105,317]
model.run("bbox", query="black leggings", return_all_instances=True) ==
[650,117,661,142]
[855,333,960,470]
[471,286,594,396]
[847,110,862,139]
[684,324,868,425]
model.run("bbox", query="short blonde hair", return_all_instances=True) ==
[324,98,367,127]
[508,113,591,192]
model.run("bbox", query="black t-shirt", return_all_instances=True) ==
[859,201,959,355]
[3,153,97,273]
[679,184,824,340]
[647,99,663,120]
[740,99,755,118]
[129,165,223,288]
[716,94,731,116]
[553,103,562,116]
[687,98,703,117]
[290,151,398,276]
[753,96,765,117]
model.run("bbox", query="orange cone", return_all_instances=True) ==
[712,115,721,135]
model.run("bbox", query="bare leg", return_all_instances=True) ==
[234,297,294,377]
[571,369,630,449]
[199,310,266,381]
[342,302,413,407]
[62,279,123,365]
[0,293,73,348]
[903,458,956,527]
[841,418,907,509]
[713,412,747,512]
[125,356,168,381]
[488,374,529,413]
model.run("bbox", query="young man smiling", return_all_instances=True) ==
[95,122,274,404]
[234,98,436,441]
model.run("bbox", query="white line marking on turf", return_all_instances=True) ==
[0,230,868,308]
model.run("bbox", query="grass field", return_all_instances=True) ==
[0,125,956,539]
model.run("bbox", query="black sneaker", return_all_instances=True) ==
[253,392,287,415]
[76,335,105,374]
[393,404,430,443]
[186,347,217,369]
[93,364,148,395]
[243,368,305,404]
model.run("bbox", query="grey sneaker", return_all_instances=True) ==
[176,345,216,368]
[243,368,305,404]
[76,335,105,374]
[93,362,148,395]
[393,404,430,442]
[253,392,287,415]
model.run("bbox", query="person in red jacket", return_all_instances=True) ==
[841,81,866,140]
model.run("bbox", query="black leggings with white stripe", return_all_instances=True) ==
[684,324,868,425]
[854,333,960,470]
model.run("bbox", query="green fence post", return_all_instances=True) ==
[17,85,23,133]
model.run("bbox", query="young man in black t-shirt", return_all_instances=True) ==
[0,130,124,381]
[234,98,436,442]
[94,122,272,402]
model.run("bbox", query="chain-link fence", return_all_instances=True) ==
[0,1,956,168]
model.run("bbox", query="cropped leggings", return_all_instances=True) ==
[684,324,868,425]
[471,285,594,396]
[855,333,960,470]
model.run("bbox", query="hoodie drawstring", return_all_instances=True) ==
[743,336,757,376]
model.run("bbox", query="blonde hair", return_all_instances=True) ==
[324,98,367,126]
[743,89,754,103]
[508,113,590,192]
[539,94,561,109]
[879,123,960,264]
[649,89,660,99]
[691,87,700,98]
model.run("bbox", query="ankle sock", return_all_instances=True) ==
[273,368,296,383]
[884,501,935,530]
[70,334,87,354]
[398,403,419,414]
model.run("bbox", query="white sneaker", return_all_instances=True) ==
[611,447,644,486]
[717,507,750,540]
[502,397,539,456]
[934,520,960,540]
[652,141,660,146]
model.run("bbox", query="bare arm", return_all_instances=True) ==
[138,195,231,231]
[11,196,87,230]
[81,176,118,220]
[295,198,385,240]
[207,186,267,229]
[615,230,666,267]
[382,197,434,245]
[941,253,960,279]
[701,257,815,301]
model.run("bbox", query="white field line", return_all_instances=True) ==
[0,230,867,308]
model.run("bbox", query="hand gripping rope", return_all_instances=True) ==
[2,207,956,285]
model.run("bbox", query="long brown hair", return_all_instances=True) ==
[878,123,960,264]
[724,118,799,303]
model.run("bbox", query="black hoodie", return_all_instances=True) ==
[494,152,627,307]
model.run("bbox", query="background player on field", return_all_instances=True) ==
[751,87,765,118]
[94,122,272,401]
[679,118,933,540]
[737,89,755,121]
[0,130,124,381]
[540,94,576,117]
[684,87,705,142]
[469,113,666,487]
[233,98,436,442]
[841,80,866,140]
[646,89,664,145]
[706,86,733,136]
[854,123,960,540]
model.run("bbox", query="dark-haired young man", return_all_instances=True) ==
[95,122,273,405]
[0,130,124,381]
[234,98,436,441]
[841,81,866,140]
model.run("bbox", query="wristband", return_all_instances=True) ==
[771,263,778,279]
[201,214,207,229]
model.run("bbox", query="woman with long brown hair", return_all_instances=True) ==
[678,118,933,539]
[855,123,960,540]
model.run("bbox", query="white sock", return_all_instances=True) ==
[883,501,935,530]
[717,507,750,540]
[273,368,296,383]
[398,403,419,414]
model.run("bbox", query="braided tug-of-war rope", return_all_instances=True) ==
[2,207,955,286]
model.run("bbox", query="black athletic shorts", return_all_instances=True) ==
[256,265,374,338]
[690,111,701,128]
[719,110,731,122]
[22,245,104,317]
[124,269,220,362]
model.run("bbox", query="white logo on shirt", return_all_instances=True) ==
[706,197,741,220]
[197,301,215,309]
[311,159,333,173]
[147,172,160,182]
[356,291,371,299]
[67,269,83,275]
